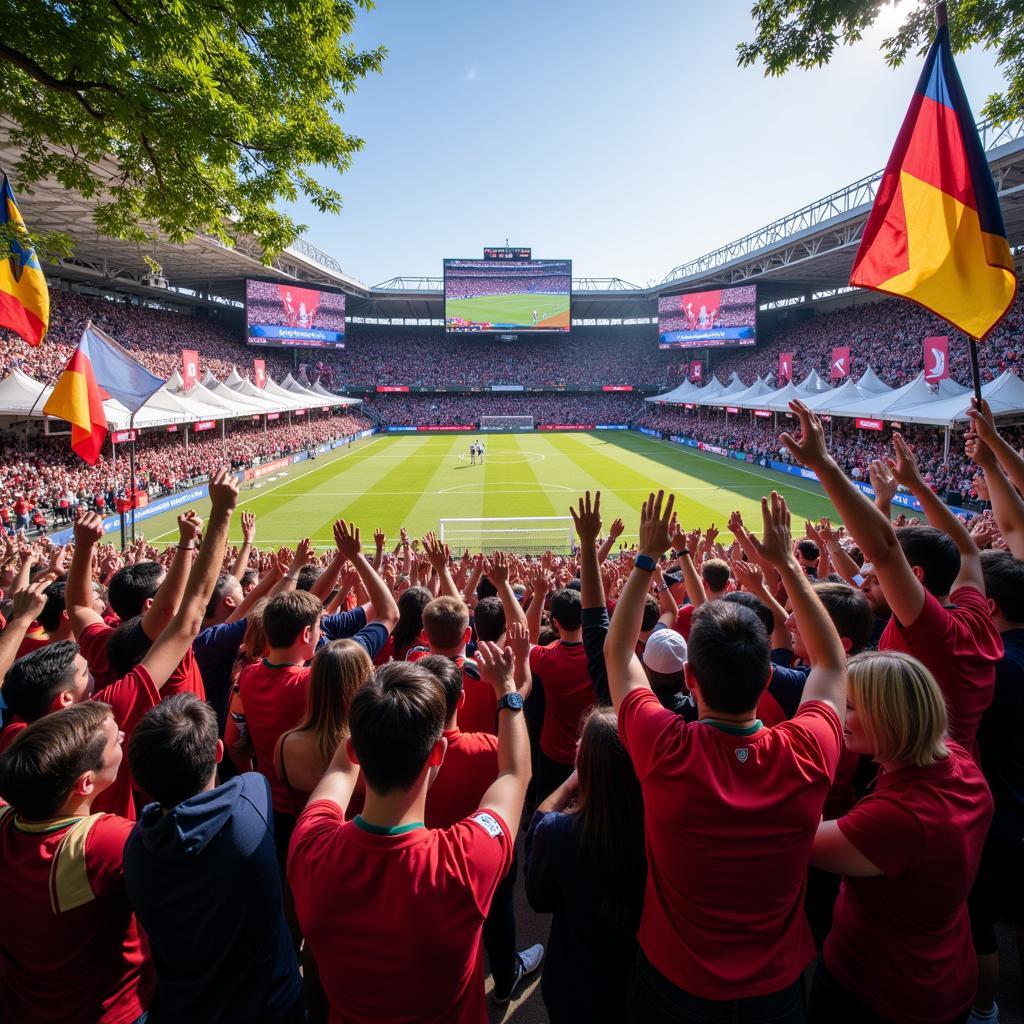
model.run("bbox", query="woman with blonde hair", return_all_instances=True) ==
[275,638,373,814]
[808,650,993,1024]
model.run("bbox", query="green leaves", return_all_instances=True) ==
[0,0,385,259]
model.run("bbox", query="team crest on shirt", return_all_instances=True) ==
[471,812,503,839]
[735,747,750,764]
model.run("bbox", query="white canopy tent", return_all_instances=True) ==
[645,379,704,404]
[890,370,1024,426]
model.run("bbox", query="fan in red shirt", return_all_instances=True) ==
[288,645,532,1022]
[808,650,993,1024]
[603,486,847,1017]
[0,701,155,1024]
[788,407,1002,761]
[526,581,594,800]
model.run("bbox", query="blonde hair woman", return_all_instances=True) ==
[808,651,993,1024]
[275,639,373,814]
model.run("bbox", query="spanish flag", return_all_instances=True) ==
[849,24,1016,340]
[0,175,49,347]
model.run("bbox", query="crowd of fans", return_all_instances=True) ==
[0,412,370,533]
[1,394,1023,1024]
[369,392,646,427]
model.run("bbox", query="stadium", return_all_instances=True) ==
[4,7,1024,1024]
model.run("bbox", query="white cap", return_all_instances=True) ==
[643,628,688,674]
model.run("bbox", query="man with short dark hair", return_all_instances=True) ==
[124,694,303,1023]
[605,489,847,1019]
[672,557,731,639]
[0,701,155,1023]
[289,647,531,1022]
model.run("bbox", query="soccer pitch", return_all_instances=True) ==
[446,293,570,330]
[132,431,843,551]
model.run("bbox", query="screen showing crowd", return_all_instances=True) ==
[245,280,347,348]
[444,259,571,333]
[658,284,757,349]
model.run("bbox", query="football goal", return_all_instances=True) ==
[479,415,534,431]
[439,516,574,554]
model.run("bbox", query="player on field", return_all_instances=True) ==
[470,442,476,466]
[478,440,485,464]
[533,310,539,324]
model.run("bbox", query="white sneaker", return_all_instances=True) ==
[493,943,544,1004]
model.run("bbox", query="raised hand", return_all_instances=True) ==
[570,490,602,544]
[966,432,997,471]
[731,557,765,593]
[177,510,203,546]
[965,396,998,442]
[889,433,922,489]
[608,517,624,540]
[420,531,448,570]
[74,510,106,547]
[507,620,530,665]
[241,510,256,543]
[47,544,70,577]
[638,489,676,559]
[333,521,362,560]
[374,528,386,550]
[475,640,516,695]
[780,399,831,471]
[747,492,794,568]
[868,459,898,505]
[11,576,49,621]
[487,549,510,585]
[208,467,240,514]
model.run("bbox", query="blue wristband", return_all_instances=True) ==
[634,554,658,571]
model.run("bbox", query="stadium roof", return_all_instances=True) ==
[6,116,1024,322]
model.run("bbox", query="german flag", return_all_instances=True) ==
[849,24,1016,340]
[43,335,108,465]
[0,175,49,347]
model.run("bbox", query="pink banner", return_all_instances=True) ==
[856,418,883,431]
[923,335,949,383]
[253,359,267,389]
[778,352,794,385]
[182,349,199,394]
[831,347,851,380]
[689,360,704,383]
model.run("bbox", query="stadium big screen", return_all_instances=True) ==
[245,279,346,348]
[658,284,757,349]
[444,259,571,333]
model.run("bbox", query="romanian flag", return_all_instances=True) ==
[43,324,164,465]
[0,175,49,347]
[849,25,1016,340]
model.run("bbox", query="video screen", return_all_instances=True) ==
[245,280,346,348]
[445,259,571,333]
[658,285,757,349]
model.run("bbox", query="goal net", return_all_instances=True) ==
[480,415,534,431]
[440,516,574,554]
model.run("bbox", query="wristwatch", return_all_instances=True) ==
[634,554,658,572]
[497,691,524,713]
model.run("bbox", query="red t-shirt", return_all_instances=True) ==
[408,650,495,735]
[825,743,993,1023]
[529,640,593,764]
[288,801,513,1024]
[674,604,696,639]
[78,620,205,701]
[15,630,50,661]
[0,808,154,1024]
[618,689,842,999]
[880,586,1002,759]
[238,659,312,814]
[425,728,499,830]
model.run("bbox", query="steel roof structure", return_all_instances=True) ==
[5,116,1024,322]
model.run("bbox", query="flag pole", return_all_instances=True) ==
[129,412,137,544]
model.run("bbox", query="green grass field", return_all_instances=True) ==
[129,431,843,552]
[445,293,571,330]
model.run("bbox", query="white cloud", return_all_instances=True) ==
[463,65,478,82]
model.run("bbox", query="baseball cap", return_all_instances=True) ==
[642,628,688,674]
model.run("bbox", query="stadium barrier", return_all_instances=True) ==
[595,424,629,430]
[644,430,975,519]
[538,424,594,431]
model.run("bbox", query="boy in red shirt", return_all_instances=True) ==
[0,701,155,1024]
[782,401,1002,760]
[288,646,531,1023]
[604,487,847,1019]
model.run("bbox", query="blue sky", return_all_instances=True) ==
[284,1,1007,288]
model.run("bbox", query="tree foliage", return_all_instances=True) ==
[739,0,1024,126]
[0,0,385,259]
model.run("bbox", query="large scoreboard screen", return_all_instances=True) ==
[484,247,532,260]
[245,279,346,348]
[444,259,571,333]
[657,284,757,349]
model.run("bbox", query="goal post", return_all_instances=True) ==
[480,415,534,432]
[440,516,574,554]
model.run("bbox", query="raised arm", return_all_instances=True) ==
[525,566,550,644]
[782,400,925,629]
[224,555,286,623]
[652,563,679,626]
[67,513,107,636]
[968,432,1024,560]
[140,468,238,690]
[421,532,460,600]
[310,549,345,604]
[230,511,256,581]
[334,519,399,633]
[486,550,528,633]
[572,492,606,610]
[747,492,847,714]
[0,580,48,679]
[372,528,386,572]
[474,641,531,831]
[888,432,984,594]
[816,518,864,587]
[604,491,675,710]
[461,552,485,606]
[141,511,203,640]
[596,517,624,565]
[967,396,1024,498]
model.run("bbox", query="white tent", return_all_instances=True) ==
[892,370,1024,425]
[646,379,703,404]
[799,378,867,413]
[856,367,892,396]
[724,376,776,410]
[281,372,331,404]
[795,370,831,396]
[826,372,938,420]
[165,371,246,418]
[222,368,303,412]
[0,368,51,415]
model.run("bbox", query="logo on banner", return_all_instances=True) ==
[182,349,199,393]
[831,347,851,380]
[690,360,703,383]
[923,336,949,383]
[253,359,267,389]
[778,352,794,385]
